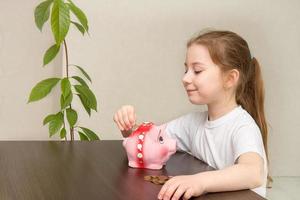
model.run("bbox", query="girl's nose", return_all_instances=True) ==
[182,71,192,85]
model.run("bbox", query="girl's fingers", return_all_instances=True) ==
[117,111,127,130]
[183,188,193,200]
[171,185,186,200]
[113,113,124,131]
[122,109,132,129]
[158,180,177,200]
[116,119,124,131]
[126,107,136,126]
[113,105,137,131]
[163,184,180,200]
[158,184,169,200]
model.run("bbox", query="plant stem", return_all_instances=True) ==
[62,113,67,141]
[63,39,74,141]
[63,40,69,77]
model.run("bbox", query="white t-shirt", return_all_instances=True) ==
[165,105,267,197]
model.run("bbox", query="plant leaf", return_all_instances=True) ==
[34,0,53,31]
[78,131,89,141]
[72,76,89,88]
[71,21,85,35]
[74,85,97,111]
[67,0,89,32]
[43,44,60,66]
[71,65,91,82]
[79,127,99,140]
[28,78,61,103]
[43,114,56,125]
[61,77,71,98]
[66,108,77,127]
[77,94,91,116]
[51,0,70,45]
[60,92,73,109]
[60,127,67,139]
[49,112,63,136]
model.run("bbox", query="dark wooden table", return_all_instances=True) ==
[0,141,266,200]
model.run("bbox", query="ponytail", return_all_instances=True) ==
[237,58,267,156]
[236,57,272,185]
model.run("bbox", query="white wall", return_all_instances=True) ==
[0,0,62,140]
[0,0,299,176]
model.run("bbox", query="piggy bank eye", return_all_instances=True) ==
[159,136,164,144]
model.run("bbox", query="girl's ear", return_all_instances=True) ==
[223,69,239,89]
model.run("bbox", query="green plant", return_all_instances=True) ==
[28,0,100,141]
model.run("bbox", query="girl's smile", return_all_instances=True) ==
[186,89,198,95]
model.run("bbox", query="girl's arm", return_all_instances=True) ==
[199,152,265,192]
[158,152,265,200]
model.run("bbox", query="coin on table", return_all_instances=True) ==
[158,175,169,181]
[144,175,172,185]
[144,175,153,181]
[157,175,171,184]
[152,178,161,185]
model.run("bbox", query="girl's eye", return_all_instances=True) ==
[159,136,164,144]
[184,68,203,74]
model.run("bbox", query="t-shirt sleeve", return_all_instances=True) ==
[232,123,266,163]
[164,112,200,153]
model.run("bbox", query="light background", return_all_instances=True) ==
[0,0,299,177]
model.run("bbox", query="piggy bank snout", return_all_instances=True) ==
[163,137,176,156]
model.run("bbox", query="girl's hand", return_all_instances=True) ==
[157,174,206,200]
[113,105,137,136]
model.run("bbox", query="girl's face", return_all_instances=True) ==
[182,44,225,105]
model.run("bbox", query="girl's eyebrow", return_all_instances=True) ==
[184,62,207,67]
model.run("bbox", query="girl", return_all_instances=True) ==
[113,30,269,200]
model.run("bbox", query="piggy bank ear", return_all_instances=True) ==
[158,123,167,135]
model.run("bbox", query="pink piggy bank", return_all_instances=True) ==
[123,122,177,169]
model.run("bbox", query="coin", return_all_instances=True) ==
[151,177,161,185]
[144,175,172,185]
[159,175,169,181]
[144,175,152,181]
